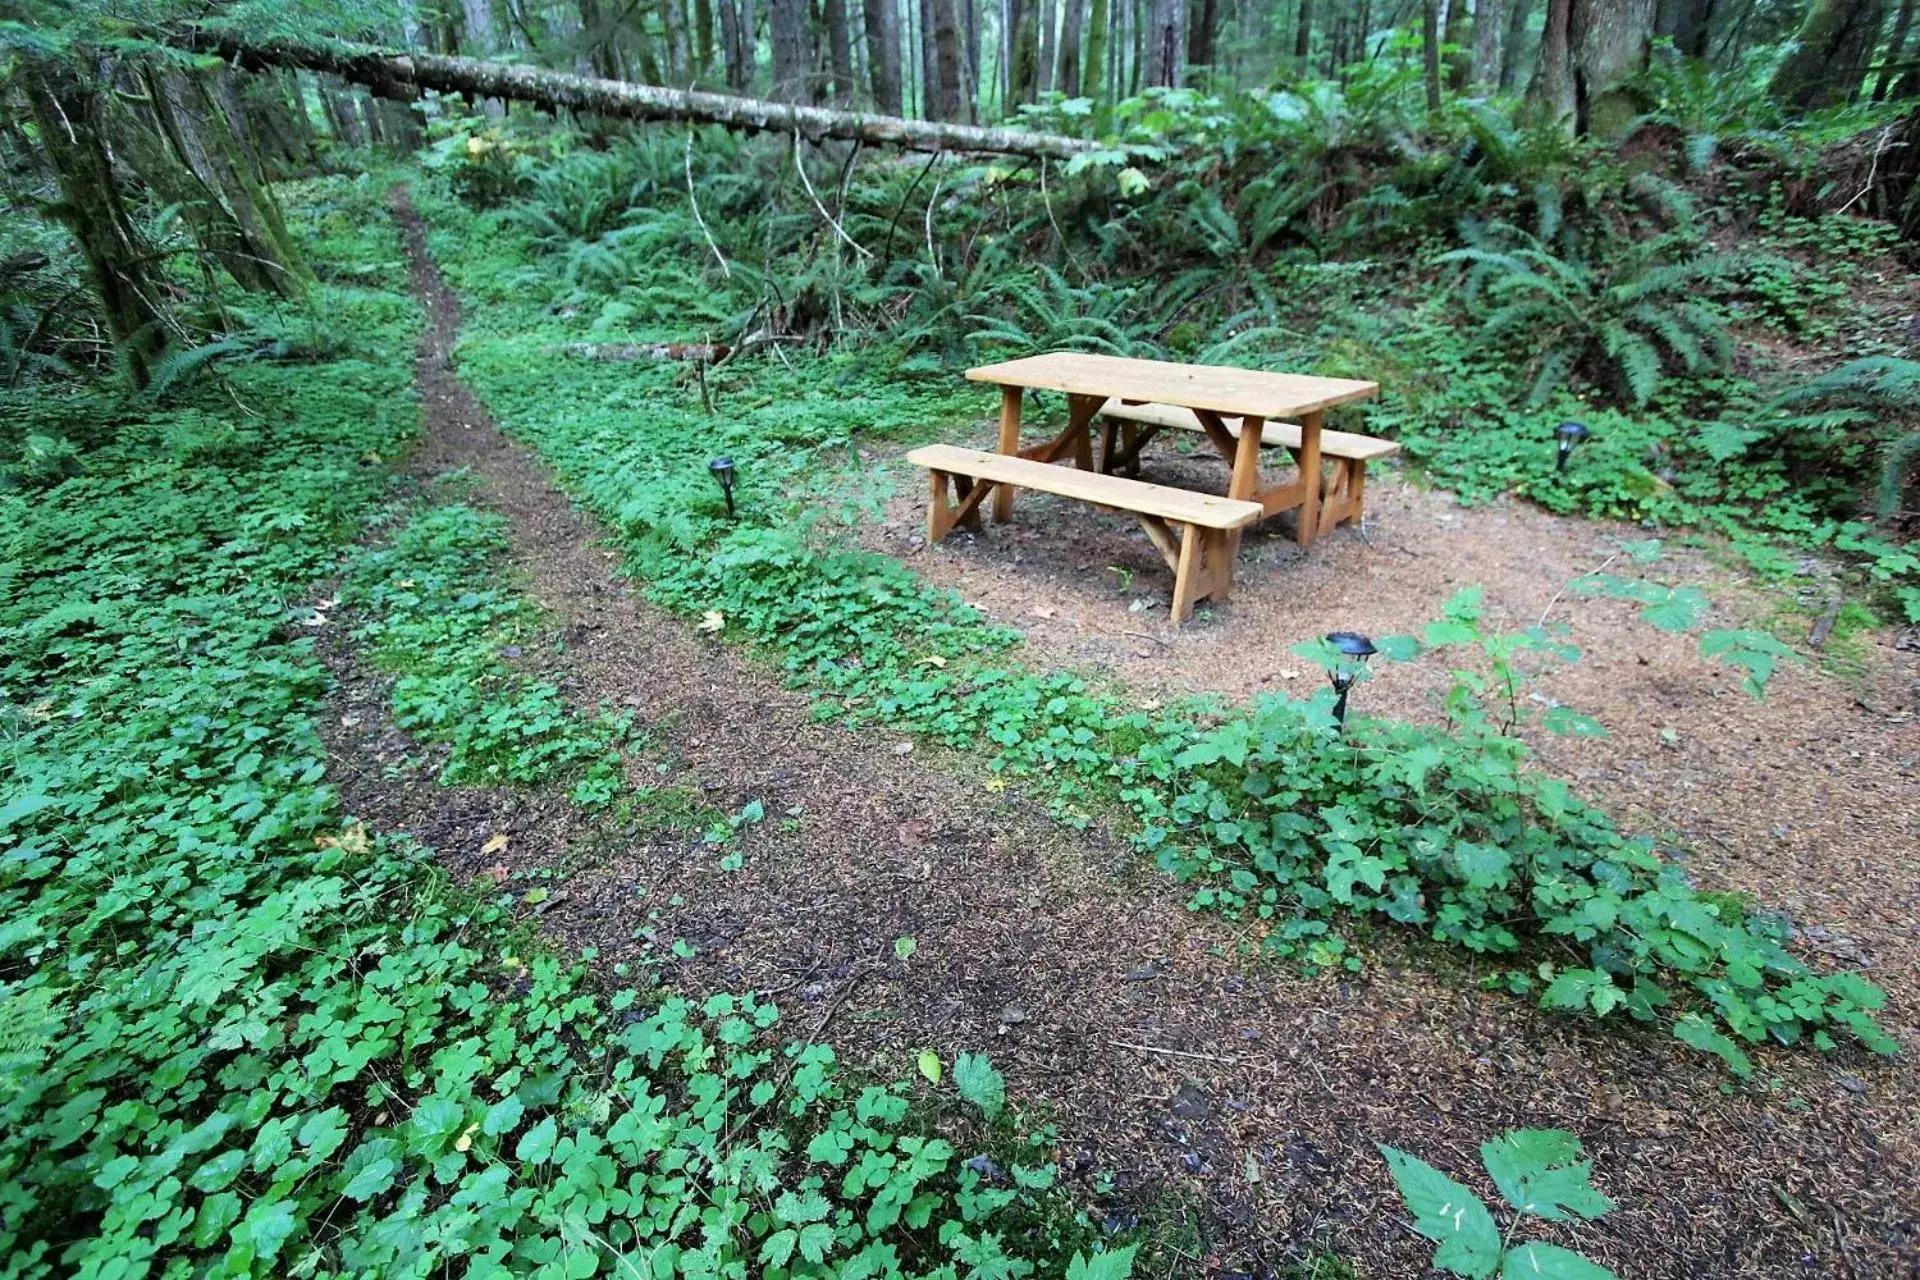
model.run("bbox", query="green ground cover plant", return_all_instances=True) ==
[0,179,1125,1279]
[414,181,1895,1079]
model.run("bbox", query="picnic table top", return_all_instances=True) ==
[965,352,1380,420]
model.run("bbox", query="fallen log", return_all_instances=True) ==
[540,341,731,363]
[188,34,1102,159]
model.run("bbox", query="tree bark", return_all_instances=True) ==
[1472,0,1505,86]
[717,0,749,88]
[198,34,1101,155]
[769,0,812,99]
[1144,0,1183,84]
[695,0,717,70]
[862,0,904,109]
[1423,0,1444,108]
[1530,0,1572,116]
[21,62,171,386]
[1875,0,1916,98]
[1012,0,1043,99]
[1653,0,1716,57]
[825,0,858,98]
[1444,0,1473,87]
[1057,0,1086,92]
[1186,0,1217,69]
[1500,0,1533,88]
[931,0,965,115]
[1081,0,1111,98]
[1293,0,1313,68]
[1770,0,1885,111]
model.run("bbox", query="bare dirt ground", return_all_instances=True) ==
[318,200,1920,1278]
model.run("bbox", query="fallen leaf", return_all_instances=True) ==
[897,819,929,846]
[315,823,370,855]
[485,864,510,884]
[1279,668,1301,680]
[894,936,918,961]
[481,833,510,856]
[697,610,725,632]
[454,1122,479,1153]
[1030,605,1057,619]
[921,654,947,668]
[891,741,914,755]
[917,1050,942,1084]
[983,777,1007,793]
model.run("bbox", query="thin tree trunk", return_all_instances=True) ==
[965,0,980,118]
[1013,0,1042,98]
[1529,0,1573,118]
[717,0,746,88]
[1130,0,1146,91]
[1875,0,1916,98]
[1056,0,1085,91]
[662,0,692,82]
[1654,0,1716,57]
[1187,0,1218,68]
[21,63,171,385]
[1293,0,1313,67]
[770,0,812,98]
[1082,0,1110,97]
[826,0,858,97]
[1423,0,1444,106]
[1769,0,1886,110]
[1443,0,1472,85]
[695,0,717,70]
[1500,0,1532,87]
[1036,0,1055,90]
[202,33,1101,154]
[863,0,905,108]
[921,0,940,113]
[932,0,965,114]
[1472,0,1504,85]
[1144,0,1183,83]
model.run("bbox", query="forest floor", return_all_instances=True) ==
[317,199,1920,1278]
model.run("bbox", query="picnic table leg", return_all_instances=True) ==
[1226,414,1265,560]
[1295,410,1323,546]
[1066,394,1105,471]
[994,385,1021,523]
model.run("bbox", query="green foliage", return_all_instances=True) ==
[1379,1131,1617,1280]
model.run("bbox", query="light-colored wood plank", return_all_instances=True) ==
[968,353,1378,420]
[1101,401,1401,460]
[994,384,1022,523]
[907,444,1262,529]
[1294,409,1323,547]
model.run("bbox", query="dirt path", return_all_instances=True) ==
[317,197,1920,1278]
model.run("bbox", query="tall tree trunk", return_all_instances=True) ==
[1654,0,1716,56]
[1056,0,1086,91]
[965,0,981,118]
[863,0,904,108]
[825,0,858,97]
[317,76,367,144]
[1293,0,1313,68]
[1473,0,1505,85]
[770,0,812,98]
[1444,0,1473,86]
[1034,0,1055,90]
[695,0,717,70]
[1769,0,1885,110]
[1130,0,1146,91]
[1423,0,1444,107]
[1875,0,1916,97]
[1500,0,1533,88]
[931,0,965,114]
[21,63,171,386]
[717,0,748,88]
[1144,0,1183,83]
[1013,0,1043,98]
[1186,0,1218,68]
[1529,0,1574,119]
[1082,0,1111,97]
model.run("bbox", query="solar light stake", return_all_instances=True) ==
[708,456,737,520]
[1325,631,1377,726]
[1555,421,1590,474]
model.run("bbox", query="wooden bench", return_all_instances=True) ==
[1097,402,1400,536]
[909,443,1262,624]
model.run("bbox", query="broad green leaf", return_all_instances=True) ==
[342,1157,397,1201]
[1479,1130,1613,1222]
[483,1094,524,1137]
[1376,1144,1502,1279]
[1540,706,1608,738]
[1674,1013,1753,1076]
[917,1050,942,1084]
[514,1115,557,1164]
[1067,1244,1140,1280]
[953,1052,1005,1120]
[234,1198,299,1261]
[1501,1241,1619,1279]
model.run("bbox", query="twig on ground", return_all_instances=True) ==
[1809,597,1843,649]
[1109,1038,1243,1065]
[793,132,872,259]
[1538,549,1618,628]
[1122,629,1170,647]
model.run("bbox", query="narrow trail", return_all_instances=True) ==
[311,195,1919,1278]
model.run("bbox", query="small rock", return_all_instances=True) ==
[1837,1075,1867,1095]
[1176,1151,1209,1175]
[1124,959,1166,982]
[998,1005,1027,1025]
[892,741,914,755]
[1170,1080,1211,1122]
[963,1154,1005,1183]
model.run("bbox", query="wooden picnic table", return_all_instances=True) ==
[964,352,1380,547]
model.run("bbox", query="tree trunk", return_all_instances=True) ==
[931,0,965,115]
[825,0,857,98]
[1529,0,1574,119]
[662,0,693,82]
[317,76,367,144]
[1144,0,1183,84]
[1471,0,1505,86]
[769,0,812,98]
[1500,0,1533,88]
[862,0,904,108]
[1293,0,1313,68]
[1770,0,1885,111]
[1423,0,1444,107]
[201,33,1100,154]
[1082,0,1111,98]
[695,0,717,70]
[1875,0,1916,98]
[1186,0,1217,68]
[1012,0,1043,99]
[1571,0,1654,100]
[1058,0,1086,92]
[1444,0,1473,86]
[1036,0,1055,91]
[1653,0,1716,57]
[717,0,747,88]
[21,63,171,386]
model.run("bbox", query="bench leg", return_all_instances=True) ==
[1170,524,1234,625]
[928,470,995,543]
[1316,458,1367,536]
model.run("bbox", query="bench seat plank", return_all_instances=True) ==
[1101,402,1401,460]
[907,444,1261,529]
